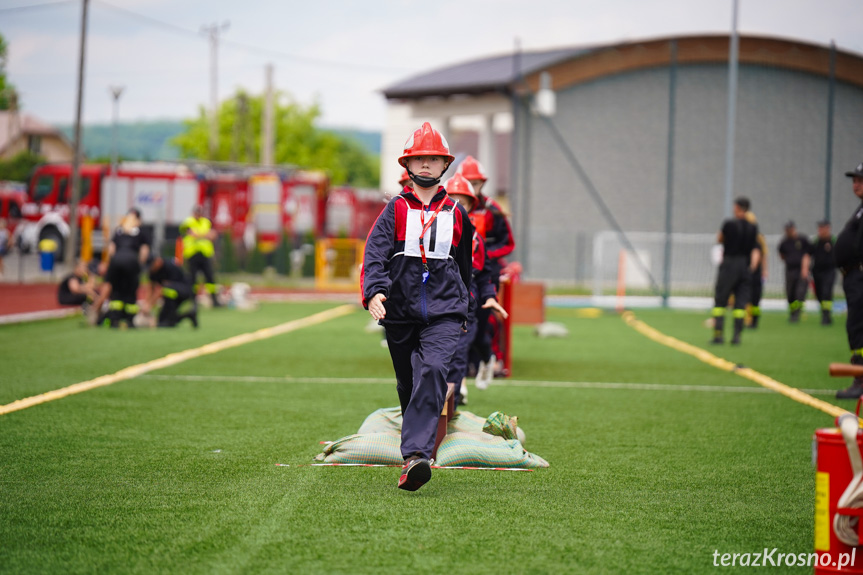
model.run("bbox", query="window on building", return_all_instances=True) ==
[27,135,42,155]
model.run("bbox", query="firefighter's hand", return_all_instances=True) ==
[369,293,387,321]
[482,298,509,319]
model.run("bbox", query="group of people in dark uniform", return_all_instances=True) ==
[710,161,863,399]
[58,207,200,329]
[777,219,836,326]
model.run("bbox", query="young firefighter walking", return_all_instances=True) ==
[362,122,474,491]
[442,173,508,406]
[458,156,515,387]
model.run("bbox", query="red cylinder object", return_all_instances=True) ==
[814,427,863,574]
[174,237,183,265]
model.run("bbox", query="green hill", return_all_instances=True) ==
[58,121,381,163]
[59,120,184,161]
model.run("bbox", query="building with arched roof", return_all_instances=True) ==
[382,34,863,290]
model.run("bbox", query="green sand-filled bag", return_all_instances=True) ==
[315,433,402,465]
[435,432,549,468]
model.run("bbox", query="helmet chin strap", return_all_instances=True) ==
[406,164,449,190]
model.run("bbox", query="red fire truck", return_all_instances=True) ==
[18,162,207,261]
[246,170,330,253]
[0,181,26,235]
[16,161,356,262]
[325,186,388,239]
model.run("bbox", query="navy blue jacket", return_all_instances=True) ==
[362,188,474,324]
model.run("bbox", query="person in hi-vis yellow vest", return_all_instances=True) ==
[180,204,221,307]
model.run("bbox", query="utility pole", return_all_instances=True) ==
[108,85,124,235]
[202,21,229,160]
[723,0,740,218]
[261,63,274,167]
[66,0,90,266]
[824,40,837,222]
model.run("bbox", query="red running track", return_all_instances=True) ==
[0,284,68,316]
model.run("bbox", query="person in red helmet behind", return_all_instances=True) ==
[398,168,412,190]
[458,156,515,387]
[362,122,475,491]
[443,172,507,406]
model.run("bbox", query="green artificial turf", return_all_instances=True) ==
[0,303,852,573]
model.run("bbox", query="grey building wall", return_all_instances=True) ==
[516,62,863,284]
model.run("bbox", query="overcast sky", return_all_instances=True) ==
[1,0,861,131]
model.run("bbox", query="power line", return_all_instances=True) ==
[0,1,76,14]
[92,0,409,74]
[220,37,409,74]
[92,0,202,40]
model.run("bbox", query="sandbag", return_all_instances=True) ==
[315,408,548,468]
[314,433,402,465]
[357,407,402,434]
[482,411,519,440]
[435,432,549,469]
[448,410,486,434]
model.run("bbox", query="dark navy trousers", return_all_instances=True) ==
[384,317,461,460]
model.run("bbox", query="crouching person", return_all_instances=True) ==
[145,255,198,328]
[58,259,100,310]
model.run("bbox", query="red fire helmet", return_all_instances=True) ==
[443,173,477,208]
[398,169,410,186]
[398,122,455,167]
[458,156,488,182]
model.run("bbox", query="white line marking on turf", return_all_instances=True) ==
[0,308,79,324]
[139,374,838,395]
[0,305,357,416]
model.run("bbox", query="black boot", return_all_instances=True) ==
[106,309,123,329]
[821,310,833,325]
[837,355,863,399]
[790,308,801,323]
[710,316,724,344]
[211,292,222,308]
[837,379,863,399]
[183,303,199,328]
[748,314,760,329]
[731,318,744,345]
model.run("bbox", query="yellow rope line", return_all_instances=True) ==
[621,310,853,422]
[0,304,357,417]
